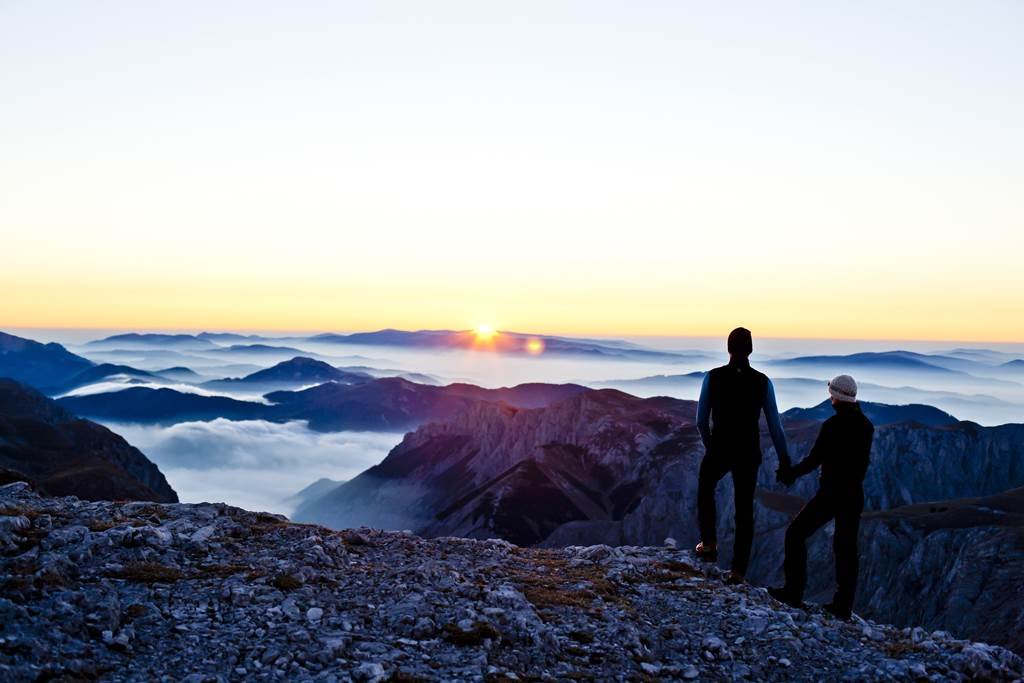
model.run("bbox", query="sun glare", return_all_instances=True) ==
[474,324,497,341]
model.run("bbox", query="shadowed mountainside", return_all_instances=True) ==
[0,331,94,390]
[0,379,176,503]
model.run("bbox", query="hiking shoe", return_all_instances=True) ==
[823,602,852,620]
[725,570,745,585]
[768,587,804,609]
[694,541,718,562]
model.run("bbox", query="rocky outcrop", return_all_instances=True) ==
[294,390,692,535]
[2,481,1021,682]
[0,379,176,503]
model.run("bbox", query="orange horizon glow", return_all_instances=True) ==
[2,4,1023,348]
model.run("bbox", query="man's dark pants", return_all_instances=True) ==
[783,491,863,612]
[697,448,759,575]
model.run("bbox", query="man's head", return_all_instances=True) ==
[727,327,753,358]
[828,374,858,405]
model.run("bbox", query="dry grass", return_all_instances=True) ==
[627,559,703,591]
[271,573,302,591]
[111,561,183,583]
[442,621,501,646]
[509,551,624,612]
[196,563,248,578]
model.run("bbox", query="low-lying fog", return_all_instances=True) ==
[111,420,403,515]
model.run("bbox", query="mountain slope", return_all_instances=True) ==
[0,331,94,390]
[293,389,696,536]
[0,379,176,502]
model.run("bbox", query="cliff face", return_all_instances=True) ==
[2,481,1021,682]
[293,389,1024,653]
[0,379,177,503]
[294,390,695,538]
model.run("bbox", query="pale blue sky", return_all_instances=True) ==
[2,1,1022,339]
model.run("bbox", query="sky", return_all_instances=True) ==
[2,1,1022,341]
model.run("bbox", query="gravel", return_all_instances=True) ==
[1,481,1021,682]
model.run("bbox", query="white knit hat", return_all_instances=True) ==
[828,374,858,402]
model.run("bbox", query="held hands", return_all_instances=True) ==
[776,461,796,487]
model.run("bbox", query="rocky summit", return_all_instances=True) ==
[2,483,1021,682]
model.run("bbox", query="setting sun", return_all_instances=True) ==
[474,324,497,341]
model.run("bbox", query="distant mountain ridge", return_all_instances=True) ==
[56,377,590,432]
[782,399,959,427]
[0,331,94,389]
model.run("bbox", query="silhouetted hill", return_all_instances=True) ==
[55,378,588,432]
[57,387,271,425]
[782,399,959,426]
[770,351,958,373]
[155,366,203,381]
[0,379,176,502]
[205,344,310,357]
[0,331,94,390]
[201,357,370,391]
[267,378,587,431]
[85,333,218,350]
[45,363,160,394]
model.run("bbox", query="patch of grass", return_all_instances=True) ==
[124,603,150,619]
[196,563,248,578]
[628,559,702,590]
[271,573,302,591]
[656,560,701,577]
[131,505,167,521]
[442,621,501,646]
[387,671,430,683]
[883,640,927,657]
[111,561,183,583]
[569,629,595,644]
[510,551,623,612]
[34,568,68,588]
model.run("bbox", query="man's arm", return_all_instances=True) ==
[696,372,712,451]
[788,420,831,479]
[763,379,790,468]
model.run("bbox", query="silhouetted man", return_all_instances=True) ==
[769,374,874,620]
[695,327,790,582]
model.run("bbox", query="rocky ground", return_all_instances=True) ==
[1,482,1021,682]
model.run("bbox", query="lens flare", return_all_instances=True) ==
[525,338,545,355]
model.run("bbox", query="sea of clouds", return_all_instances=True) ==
[108,419,404,516]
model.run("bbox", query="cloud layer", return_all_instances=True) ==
[109,420,403,516]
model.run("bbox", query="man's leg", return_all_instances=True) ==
[782,494,834,602]
[729,458,759,575]
[831,503,862,616]
[697,450,730,549]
